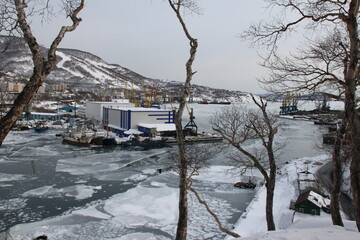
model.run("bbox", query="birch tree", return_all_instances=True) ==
[210,95,281,231]
[242,1,360,230]
[167,0,198,239]
[0,0,85,146]
[257,30,349,226]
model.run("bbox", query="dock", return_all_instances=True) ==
[166,133,223,144]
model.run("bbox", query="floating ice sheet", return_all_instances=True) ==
[22,185,101,200]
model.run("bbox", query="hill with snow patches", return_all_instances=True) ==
[0,35,153,92]
[0,35,252,103]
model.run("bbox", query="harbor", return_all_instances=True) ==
[0,101,339,239]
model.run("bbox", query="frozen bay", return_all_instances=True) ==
[0,102,336,239]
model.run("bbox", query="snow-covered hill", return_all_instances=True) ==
[0,35,250,102]
[0,35,151,91]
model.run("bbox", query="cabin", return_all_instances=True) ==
[103,107,175,136]
[294,190,330,215]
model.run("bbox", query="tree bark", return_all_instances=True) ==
[266,143,276,231]
[331,120,346,227]
[168,1,198,239]
[175,114,189,240]
[174,38,198,240]
[265,180,276,231]
[344,0,360,231]
[253,95,277,231]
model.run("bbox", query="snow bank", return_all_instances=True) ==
[226,154,360,240]
[239,225,359,240]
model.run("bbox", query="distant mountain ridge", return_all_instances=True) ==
[0,35,153,92]
[0,35,251,103]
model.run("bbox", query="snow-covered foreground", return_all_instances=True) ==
[226,154,359,240]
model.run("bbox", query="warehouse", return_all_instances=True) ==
[103,107,175,136]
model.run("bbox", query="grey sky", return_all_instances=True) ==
[31,0,272,93]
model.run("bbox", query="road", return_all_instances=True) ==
[316,161,355,220]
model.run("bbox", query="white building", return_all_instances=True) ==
[103,107,175,136]
[85,100,135,123]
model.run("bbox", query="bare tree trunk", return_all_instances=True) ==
[345,83,360,231]
[331,120,346,227]
[253,94,277,231]
[266,165,276,231]
[345,82,360,230]
[350,126,360,231]
[174,38,198,240]
[0,0,84,146]
[175,116,189,240]
[344,1,360,230]
[167,1,199,239]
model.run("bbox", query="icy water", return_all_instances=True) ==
[0,102,333,239]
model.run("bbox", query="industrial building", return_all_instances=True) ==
[103,107,175,137]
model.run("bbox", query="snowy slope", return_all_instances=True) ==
[0,35,251,102]
[226,154,359,240]
[0,36,148,91]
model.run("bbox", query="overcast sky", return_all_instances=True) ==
[31,0,275,94]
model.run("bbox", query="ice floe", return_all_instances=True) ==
[22,185,101,200]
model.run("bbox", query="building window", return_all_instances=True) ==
[298,208,304,213]
[311,209,317,215]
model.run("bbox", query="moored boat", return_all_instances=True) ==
[34,127,49,133]
[209,100,231,105]
[62,127,115,147]
[120,136,168,149]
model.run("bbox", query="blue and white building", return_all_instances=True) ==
[85,100,135,123]
[103,107,175,137]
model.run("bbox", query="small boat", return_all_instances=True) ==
[62,126,116,147]
[136,138,167,149]
[34,122,49,133]
[34,127,49,133]
[234,181,256,189]
[209,100,231,105]
[314,119,337,126]
[62,129,96,147]
[102,137,118,146]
